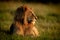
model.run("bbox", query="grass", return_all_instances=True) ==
[0,2,60,40]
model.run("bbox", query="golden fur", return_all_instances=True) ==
[10,5,39,37]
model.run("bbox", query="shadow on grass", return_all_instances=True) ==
[0,29,10,35]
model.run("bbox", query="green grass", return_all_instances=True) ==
[0,2,60,40]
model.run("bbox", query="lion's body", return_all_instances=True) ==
[10,5,39,37]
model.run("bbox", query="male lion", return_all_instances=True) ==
[10,5,39,37]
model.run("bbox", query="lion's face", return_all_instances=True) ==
[24,6,37,24]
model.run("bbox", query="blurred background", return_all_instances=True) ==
[0,0,60,40]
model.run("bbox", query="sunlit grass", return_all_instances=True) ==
[0,2,60,40]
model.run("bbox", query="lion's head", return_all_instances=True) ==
[14,5,37,25]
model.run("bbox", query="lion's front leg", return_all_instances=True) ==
[15,21,24,36]
[32,27,39,37]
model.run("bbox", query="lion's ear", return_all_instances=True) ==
[24,7,27,12]
[23,5,28,11]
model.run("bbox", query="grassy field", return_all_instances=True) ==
[0,2,60,40]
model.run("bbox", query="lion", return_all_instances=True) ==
[10,5,39,37]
